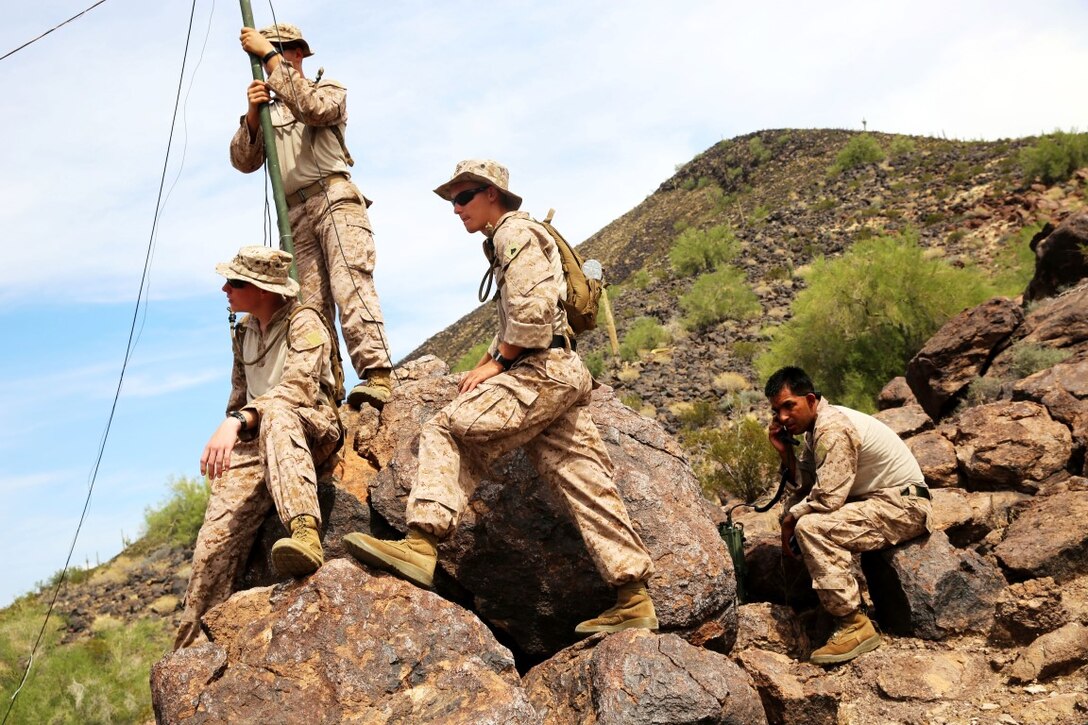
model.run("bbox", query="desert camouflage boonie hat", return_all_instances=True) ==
[259,23,313,57]
[215,245,300,297]
[433,159,523,211]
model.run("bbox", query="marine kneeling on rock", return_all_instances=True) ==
[344,160,658,635]
[175,246,343,650]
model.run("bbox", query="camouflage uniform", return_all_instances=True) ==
[179,301,341,633]
[407,212,654,586]
[230,62,391,379]
[785,398,932,616]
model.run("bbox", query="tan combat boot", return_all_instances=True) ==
[342,529,437,588]
[575,581,659,635]
[809,611,881,665]
[271,514,324,577]
[346,368,393,410]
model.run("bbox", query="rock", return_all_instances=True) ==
[862,530,1006,639]
[1006,622,1088,683]
[906,297,1024,420]
[367,378,737,659]
[1003,281,1088,353]
[877,376,917,410]
[872,404,932,438]
[951,401,1072,492]
[992,577,1070,645]
[904,430,959,488]
[943,490,1031,548]
[733,508,817,611]
[733,602,810,660]
[524,630,767,724]
[733,648,842,725]
[1024,212,1088,302]
[151,560,538,724]
[1014,357,1088,456]
[993,488,1088,582]
[855,649,990,702]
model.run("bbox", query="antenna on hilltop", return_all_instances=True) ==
[862,118,868,131]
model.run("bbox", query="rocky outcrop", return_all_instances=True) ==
[992,577,1071,646]
[151,560,539,724]
[877,376,916,410]
[1024,212,1088,302]
[904,430,959,488]
[1006,622,1088,684]
[363,373,738,659]
[733,649,842,725]
[905,297,1023,420]
[872,403,931,438]
[1014,357,1088,457]
[524,630,767,724]
[993,484,1088,582]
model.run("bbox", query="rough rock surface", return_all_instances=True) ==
[1006,622,1088,684]
[151,559,539,724]
[872,403,932,438]
[992,577,1071,646]
[929,488,1030,548]
[733,648,842,725]
[862,530,1006,639]
[951,401,1072,492]
[906,297,1023,420]
[524,629,767,724]
[364,374,737,660]
[733,602,810,660]
[904,429,960,488]
[1014,357,1088,457]
[993,486,1088,582]
[1024,212,1088,302]
[877,375,917,410]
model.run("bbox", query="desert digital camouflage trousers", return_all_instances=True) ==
[794,487,932,617]
[407,348,655,587]
[177,401,338,646]
[290,180,392,379]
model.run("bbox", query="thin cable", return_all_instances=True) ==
[0,0,110,62]
[1,1,201,721]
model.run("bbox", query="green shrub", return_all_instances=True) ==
[748,137,771,165]
[1020,130,1088,183]
[830,133,885,174]
[961,376,1006,409]
[696,419,780,503]
[452,341,491,373]
[680,266,762,331]
[620,392,643,410]
[139,476,210,551]
[732,340,762,362]
[756,230,995,411]
[991,221,1043,296]
[583,350,606,378]
[620,317,671,362]
[669,224,740,276]
[627,270,651,289]
[675,400,718,429]
[888,137,917,157]
[1007,343,1070,379]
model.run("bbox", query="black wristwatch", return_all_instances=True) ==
[261,49,281,64]
[493,353,515,371]
[229,410,248,430]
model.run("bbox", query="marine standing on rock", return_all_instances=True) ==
[231,23,393,409]
[344,160,659,635]
[174,246,342,650]
[765,366,933,664]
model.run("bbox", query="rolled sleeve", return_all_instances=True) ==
[229,117,264,173]
[788,427,859,519]
[266,64,347,127]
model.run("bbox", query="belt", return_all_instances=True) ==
[549,334,576,351]
[287,173,350,209]
[901,484,931,499]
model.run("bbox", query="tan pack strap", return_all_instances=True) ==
[329,125,354,167]
[543,208,555,224]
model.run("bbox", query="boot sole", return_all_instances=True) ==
[575,616,659,635]
[810,632,882,665]
[346,388,390,410]
[343,533,434,589]
[270,543,322,578]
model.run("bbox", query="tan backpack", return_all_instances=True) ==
[537,209,604,335]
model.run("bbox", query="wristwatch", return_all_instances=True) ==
[229,410,248,430]
[493,353,515,370]
[261,49,281,64]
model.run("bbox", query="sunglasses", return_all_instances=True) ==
[451,186,490,207]
[227,279,250,289]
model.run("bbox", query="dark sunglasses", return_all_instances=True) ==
[227,279,250,289]
[451,186,490,207]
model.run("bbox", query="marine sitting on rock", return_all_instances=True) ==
[343,160,659,635]
[174,246,343,650]
[766,365,933,665]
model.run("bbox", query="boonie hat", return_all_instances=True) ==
[259,23,313,57]
[215,245,300,297]
[433,159,523,211]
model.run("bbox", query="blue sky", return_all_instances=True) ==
[2,0,1087,606]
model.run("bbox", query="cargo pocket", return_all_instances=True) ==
[449,375,538,441]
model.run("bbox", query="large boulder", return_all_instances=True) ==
[363,375,737,659]
[524,630,767,724]
[905,297,1023,420]
[928,488,1031,548]
[992,577,1071,646]
[904,430,960,488]
[1024,212,1088,303]
[861,530,1007,640]
[950,401,1072,492]
[993,484,1088,582]
[1014,357,1088,458]
[998,281,1088,355]
[877,376,917,410]
[1005,622,1088,684]
[733,602,811,660]
[733,648,842,725]
[872,404,932,438]
[151,559,539,724]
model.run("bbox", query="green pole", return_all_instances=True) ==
[238,0,298,285]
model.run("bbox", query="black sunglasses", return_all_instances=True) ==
[451,186,490,207]
[227,279,250,289]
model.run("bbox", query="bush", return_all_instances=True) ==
[756,230,995,411]
[961,376,1006,409]
[748,136,771,165]
[888,136,917,158]
[139,476,210,551]
[680,266,762,331]
[1020,130,1088,184]
[695,419,780,503]
[669,224,740,276]
[452,341,491,373]
[674,400,718,429]
[830,133,885,174]
[627,269,651,289]
[992,221,1043,297]
[583,350,605,378]
[1007,343,1070,379]
[619,317,671,362]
